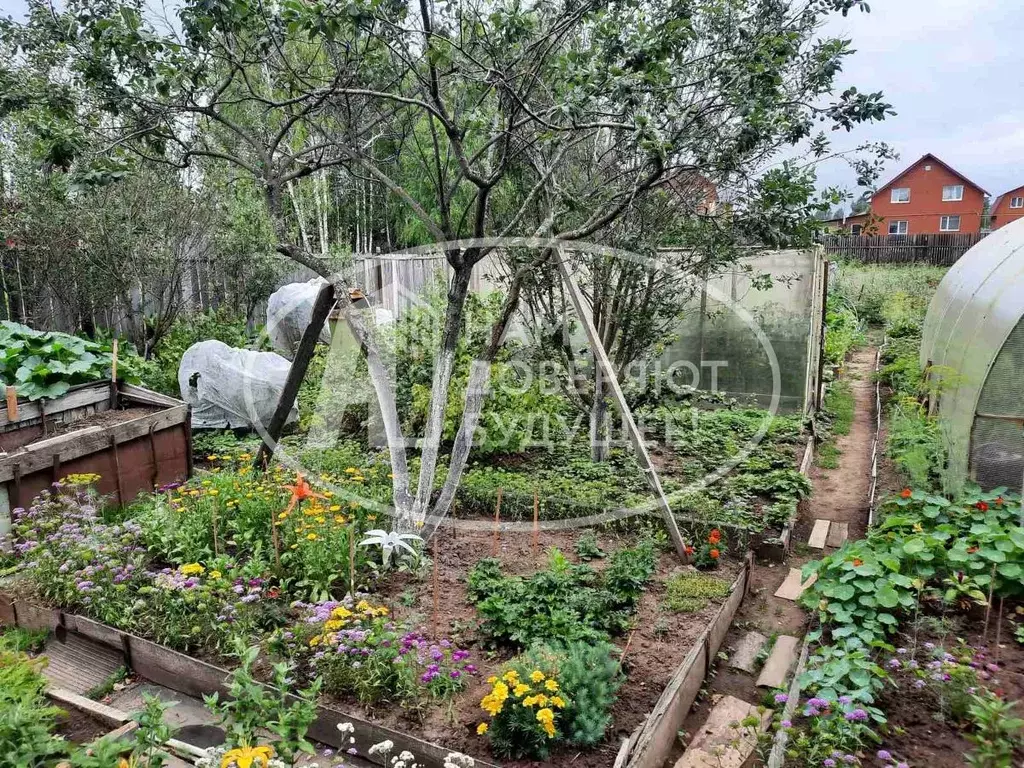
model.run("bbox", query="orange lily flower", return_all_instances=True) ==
[281,473,326,517]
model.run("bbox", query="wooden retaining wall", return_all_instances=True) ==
[617,552,753,768]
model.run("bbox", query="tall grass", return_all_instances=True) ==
[830,262,947,328]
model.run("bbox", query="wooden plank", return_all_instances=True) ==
[826,521,849,548]
[0,405,188,482]
[5,386,17,421]
[13,600,62,632]
[127,635,230,700]
[625,556,751,768]
[120,384,184,409]
[47,687,130,728]
[774,568,817,601]
[756,635,800,689]
[0,383,109,429]
[808,519,830,549]
[728,631,767,674]
[555,247,688,561]
[766,638,811,768]
[674,695,771,768]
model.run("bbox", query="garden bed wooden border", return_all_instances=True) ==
[0,553,752,768]
[0,382,192,542]
[615,551,753,768]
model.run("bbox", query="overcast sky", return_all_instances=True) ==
[1,0,1021,198]
[816,0,1024,198]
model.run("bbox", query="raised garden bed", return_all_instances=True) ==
[0,543,752,768]
[0,382,191,530]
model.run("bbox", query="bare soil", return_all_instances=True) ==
[325,524,742,768]
[53,704,111,744]
[30,406,158,445]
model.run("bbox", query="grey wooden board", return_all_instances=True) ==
[826,521,849,548]
[774,568,817,601]
[727,631,767,674]
[43,633,125,696]
[674,695,770,768]
[808,519,830,549]
[108,682,217,730]
[47,687,130,727]
[756,635,800,689]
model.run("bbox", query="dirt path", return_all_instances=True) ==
[795,346,877,543]
[671,348,878,767]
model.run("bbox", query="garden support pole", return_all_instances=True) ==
[254,283,336,470]
[554,248,690,562]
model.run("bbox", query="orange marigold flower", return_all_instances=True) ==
[709,548,720,559]
[852,558,863,566]
[975,501,989,512]
[900,488,912,499]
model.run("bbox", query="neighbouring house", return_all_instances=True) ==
[823,154,988,235]
[989,184,1024,230]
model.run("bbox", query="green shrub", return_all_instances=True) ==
[522,641,623,747]
[468,543,656,648]
[0,650,67,765]
[664,572,732,612]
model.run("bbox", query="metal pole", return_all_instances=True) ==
[554,248,690,561]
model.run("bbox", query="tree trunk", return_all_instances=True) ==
[590,363,609,461]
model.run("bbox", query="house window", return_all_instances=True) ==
[891,188,911,203]
[942,185,964,201]
[940,215,961,232]
[851,224,863,236]
[889,220,908,235]
[1011,197,1024,209]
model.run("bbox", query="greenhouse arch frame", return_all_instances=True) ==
[920,218,1024,492]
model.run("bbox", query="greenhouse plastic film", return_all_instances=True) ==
[267,278,332,359]
[178,340,298,430]
[970,418,1024,492]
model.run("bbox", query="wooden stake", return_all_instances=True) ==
[5,386,17,421]
[432,537,440,636]
[532,489,540,555]
[348,525,356,598]
[111,339,119,381]
[983,563,997,640]
[995,597,1005,664]
[493,487,503,556]
[211,505,219,556]
[270,507,282,570]
[617,630,636,674]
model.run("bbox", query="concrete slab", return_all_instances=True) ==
[826,522,849,549]
[727,631,767,674]
[673,694,771,768]
[108,682,216,731]
[808,519,830,549]
[756,635,800,689]
[774,568,817,601]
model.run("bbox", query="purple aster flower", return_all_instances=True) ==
[774,693,788,704]
[838,695,853,705]
[877,751,892,761]
[845,709,868,722]
[823,760,837,768]
[780,719,792,728]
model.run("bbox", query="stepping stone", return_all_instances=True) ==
[728,631,768,674]
[674,694,771,768]
[774,568,817,601]
[826,521,849,548]
[808,519,830,549]
[42,633,125,697]
[756,635,800,689]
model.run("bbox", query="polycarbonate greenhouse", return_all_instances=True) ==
[920,218,1024,492]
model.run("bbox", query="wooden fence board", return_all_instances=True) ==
[820,233,985,265]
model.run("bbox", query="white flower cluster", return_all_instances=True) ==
[195,746,288,768]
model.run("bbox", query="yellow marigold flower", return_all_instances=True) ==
[331,606,353,619]
[329,505,341,512]
[309,636,321,647]
[522,695,537,707]
[180,563,205,576]
[210,570,222,580]
[315,516,326,524]
[189,489,200,496]
[345,467,358,474]
[476,722,488,735]
[209,489,220,496]
[486,676,498,685]
[530,670,545,683]
[535,694,549,707]
[502,670,519,683]
[536,707,556,737]
[278,512,289,520]
[324,620,343,631]
[334,515,346,524]
[513,683,531,697]
[544,679,559,692]
[207,455,218,460]
[551,696,566,709]
[306,533,318,541]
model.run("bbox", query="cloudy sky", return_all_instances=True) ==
[1,0,1021,199]
[816,0,1024,198]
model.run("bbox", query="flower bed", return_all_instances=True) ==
[0,470,752,768]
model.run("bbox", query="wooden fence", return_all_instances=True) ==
[820,232,987,266]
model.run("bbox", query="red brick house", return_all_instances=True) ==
[826,154,988,235]
[989,184,1024,230]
